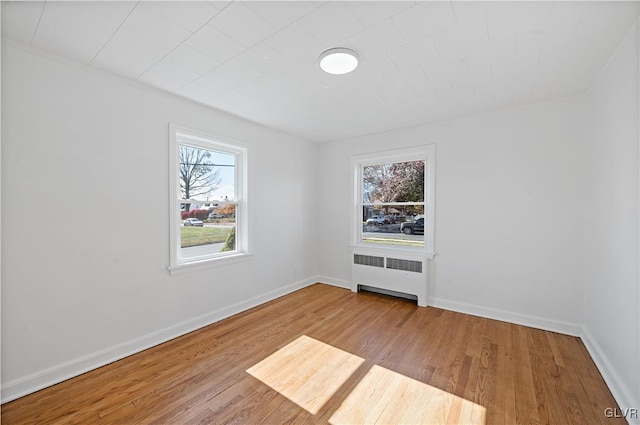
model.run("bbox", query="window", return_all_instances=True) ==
[168,125,249,273]
[351,145,435,256]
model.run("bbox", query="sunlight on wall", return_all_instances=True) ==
[328,364,486,424]
[247,335,486,424]
[246,335,365,415]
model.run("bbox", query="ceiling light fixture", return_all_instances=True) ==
[319,48,359,75]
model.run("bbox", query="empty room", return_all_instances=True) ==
[1,1,639,424]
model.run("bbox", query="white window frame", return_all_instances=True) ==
[350,145,436,258]
[168,124,250,274]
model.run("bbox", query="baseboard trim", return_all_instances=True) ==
[316,280,582,336]
[316,276,352,290]
[0,277,318,404]
[581,327,639,425]
[429,297,582,336]
[6,277,630,424]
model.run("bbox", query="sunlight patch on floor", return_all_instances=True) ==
[247,335,486,424]
[246,335,365,415]
[328,365,487,425]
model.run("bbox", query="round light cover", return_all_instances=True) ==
[319,48,359,75]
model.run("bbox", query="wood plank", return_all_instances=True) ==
[0,284,626,425]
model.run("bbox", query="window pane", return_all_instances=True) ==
[178,144,236,257]
[362,160,424,204]
[361,204,425,248]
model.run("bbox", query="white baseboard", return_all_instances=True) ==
[428,298,636,424]
[6,276,632,425]
[316,279,582,336]
[429,297,582,336]
[0,276,318,404]
[581,327,639,425]
[315,276,352,290]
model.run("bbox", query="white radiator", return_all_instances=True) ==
[351,249,429,307]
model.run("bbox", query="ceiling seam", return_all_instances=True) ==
[135,1,233,83]
[29,0,47,46]
[171,2,327,94]
[88,1,140,66]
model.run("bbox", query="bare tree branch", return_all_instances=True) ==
[179,145,222,210]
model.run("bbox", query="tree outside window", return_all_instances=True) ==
[169,126,248,273]
[353,145,435,254]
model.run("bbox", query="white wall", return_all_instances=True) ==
[584,22,639,418]
[318,98,587,335]
[2,23,637,417]
[0,41,318,401]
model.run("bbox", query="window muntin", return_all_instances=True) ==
[179,145,237,257]
[169,126,248,272]
[353,146,435,255]
[361,160,425,248]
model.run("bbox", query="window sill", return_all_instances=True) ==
[168,252,253,275]
[349,244,436,260]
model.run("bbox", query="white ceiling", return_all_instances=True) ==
[2,1,639,142]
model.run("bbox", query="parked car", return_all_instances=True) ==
[366,215,396,225]
[183,218,204,227]
[400,217,424,235]
[208,213,224,219]
[366,216,386,225]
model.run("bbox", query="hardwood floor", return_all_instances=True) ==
[1,284,624,424]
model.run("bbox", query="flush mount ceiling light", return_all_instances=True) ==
[319,48,359,75]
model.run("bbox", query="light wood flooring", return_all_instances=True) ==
[1,284,624,424]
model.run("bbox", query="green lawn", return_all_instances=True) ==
[181,226,232,248]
